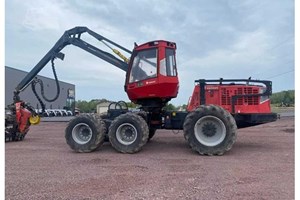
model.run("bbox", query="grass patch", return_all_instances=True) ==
[271,106,294,113]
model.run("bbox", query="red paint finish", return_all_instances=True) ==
[15,102,31,133]
[126,77,179,102]
[187,84,272,114]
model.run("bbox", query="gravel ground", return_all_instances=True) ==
[5,116,294,200]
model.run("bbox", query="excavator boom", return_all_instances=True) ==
[15,26,131,94]
[6,26,133,142]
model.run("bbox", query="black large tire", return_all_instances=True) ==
[148,128,156,140]
[183,105,237,155]
[65,114,106,153]
[136,111,156,141]
[99,112,109,142]
[108,113,149,153]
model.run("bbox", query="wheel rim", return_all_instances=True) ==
[194,115,226,147]
[116,123,137,145]
[72,123,93,145]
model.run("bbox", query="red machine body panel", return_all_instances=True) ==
[126,77,179,102]
[187,84,272,114]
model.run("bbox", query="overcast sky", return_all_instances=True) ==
[5,0,294,105]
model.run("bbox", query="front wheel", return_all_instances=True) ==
[65,114,106,153]
[108,113,149,153]
[183,105,237,155]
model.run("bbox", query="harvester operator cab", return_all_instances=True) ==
[125,40,179,109]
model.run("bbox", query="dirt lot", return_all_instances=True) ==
[5,116,294,200]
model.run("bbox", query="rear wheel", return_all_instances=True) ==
[108,113,149,153]
[183,105,237,155]
[65,114,106,153]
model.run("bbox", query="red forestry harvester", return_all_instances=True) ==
[5,27,277,155]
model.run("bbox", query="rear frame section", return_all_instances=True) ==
[187,78,278,128]
[233,113,278,128]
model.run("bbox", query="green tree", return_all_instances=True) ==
[164,103,176,111]
[270,90,294,106]
[178,104,187,111]
[76,100,89,113]
[126,102,138,108]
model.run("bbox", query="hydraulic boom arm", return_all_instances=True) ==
[6,26,133,142]
[15,26,131,97]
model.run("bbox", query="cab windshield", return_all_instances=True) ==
[129,49,157,83]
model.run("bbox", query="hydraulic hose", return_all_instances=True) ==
[31,58,60,113]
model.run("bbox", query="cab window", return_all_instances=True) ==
[129,49,157,83]
[160,48,177,76]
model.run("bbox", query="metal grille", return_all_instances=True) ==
[221,86,259,106]
[221,88,231,105]
[244,87,259,105]
[234,88,243,105]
